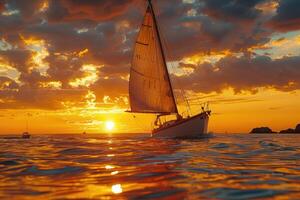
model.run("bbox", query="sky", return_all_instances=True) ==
[0,0,299,134]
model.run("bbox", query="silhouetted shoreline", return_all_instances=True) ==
[250,124,300,134]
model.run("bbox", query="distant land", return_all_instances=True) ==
[250,124,300,134]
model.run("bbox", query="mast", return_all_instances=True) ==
[26,113,29,132]
[147,0,178,114]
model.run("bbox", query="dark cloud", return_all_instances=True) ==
[46,1,69,22]
[46,0,138,22]
[7,0,44,19]
[0,0,299,110]
[202,0,265,21]
[0,14,25,35]
[0,1,4,12]
[19,70,50,88]
[45,53,85,87]
[269,0,300,31]
[175,55,300,93]
[99,65,129,76]
[91,77,128,98]
[26,20,132,66]
[0,49,31,72]
[0,76,18,90]
[0,86,88,110]
[154,0,272,60]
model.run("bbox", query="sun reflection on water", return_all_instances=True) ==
[111,171,119,175]
[112,184,123,194]
[105,165,115,170]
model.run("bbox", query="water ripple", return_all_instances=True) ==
[203,188,286,200]
[20,165,84,176]
[0,134,299,199]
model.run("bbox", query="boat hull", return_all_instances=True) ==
[152,112,209,138]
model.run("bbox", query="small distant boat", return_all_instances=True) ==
[127,0,211,138]
[22,132,31,139]
[22,113,31,139]
[83,131,87,135]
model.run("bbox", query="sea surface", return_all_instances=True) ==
[0,134,300,200]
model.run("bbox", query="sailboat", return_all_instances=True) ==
[128,0,211,138]
[22,113,31,139]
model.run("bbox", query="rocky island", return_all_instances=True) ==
[280,128,295,133]
[250,124,300,134]
[250,127,276,134]
[279,124,300,134]
[296,124,300,133]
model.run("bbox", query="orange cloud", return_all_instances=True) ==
[20,35,49,74]
[69,64,101,88]
[174,55,300,94]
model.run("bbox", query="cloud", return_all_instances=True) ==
[0,49,31,73]
[0,76,18,90]
[0,0,300,111]
[0,87,88,110]
[0,1,4,12]
[6,0,44,19]
[90,77,128,98]
[175,55,300,93]
[19,70,50,88]
[99,64,129,76]
[25,19,133,66]
[202,0,265,21]
[46,0,138,22]
[152,0,273,60]
[45,53,85,87]
[268,0,300,31]
[0,14,25,36]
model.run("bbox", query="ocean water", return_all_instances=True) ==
[0,134,300,200]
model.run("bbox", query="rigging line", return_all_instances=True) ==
[153,4,209,115]
[154,8,191,116]
[152,2,175,112]
[181,65,206,108]
[148,0,178,114]
[167,50,193,115]
[153,26,190,114]
[152,4,178,107]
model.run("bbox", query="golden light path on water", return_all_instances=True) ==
[112,184,123,194]
[0,134,300,199]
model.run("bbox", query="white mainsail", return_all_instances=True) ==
[129,5,177,114]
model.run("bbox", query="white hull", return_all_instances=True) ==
[152,112,209,138]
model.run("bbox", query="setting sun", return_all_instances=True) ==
[105,121,115,131]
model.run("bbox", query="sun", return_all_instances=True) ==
[105,121,115,131]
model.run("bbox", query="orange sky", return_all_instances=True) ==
[1,88,299,134]
[0,0,300,134]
